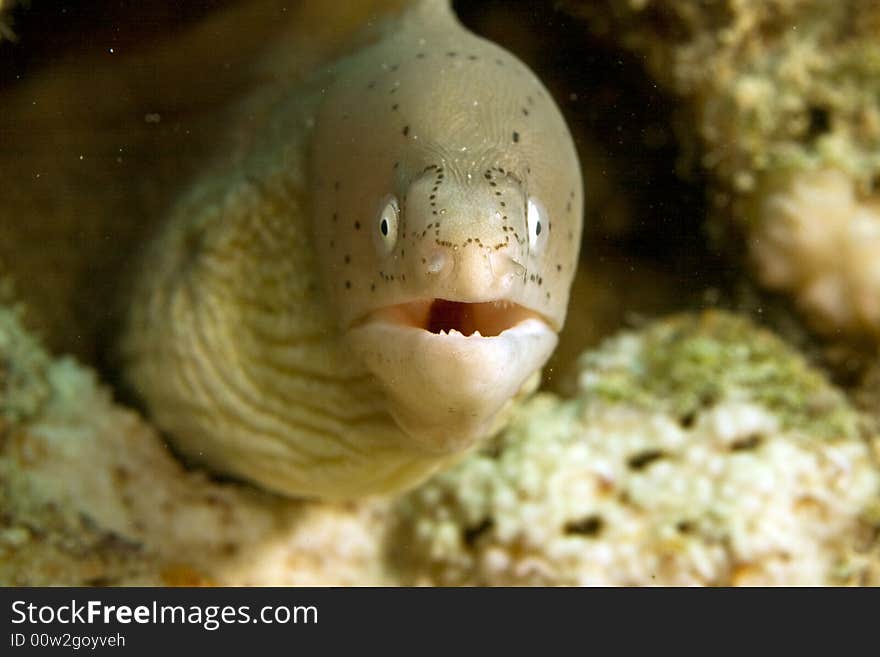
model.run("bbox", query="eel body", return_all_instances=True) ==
[121,0,583,499]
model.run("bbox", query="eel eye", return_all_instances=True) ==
[374,195,399,256]
[527,197,548,253]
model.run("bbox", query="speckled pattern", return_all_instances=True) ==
[120,0,583,500]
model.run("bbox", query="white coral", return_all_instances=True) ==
[399,398,876,585]
[750,168,880,337]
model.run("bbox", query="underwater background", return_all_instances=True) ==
[0,0,878,585]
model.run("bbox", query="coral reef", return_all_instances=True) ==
[3,302,878,585]
[3,2,880,587]
[561,0,880,341]
[392,312,880,585]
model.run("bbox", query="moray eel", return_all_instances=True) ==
[120,0,583,499]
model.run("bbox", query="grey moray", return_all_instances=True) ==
[120,0,583,499]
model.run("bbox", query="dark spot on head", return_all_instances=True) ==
[416,52,426,59]
[467,54,478,60]
[344,280,351,289]
[344,254,350,264]
[447,51,457,57]
[334,181,341,191]
[393,161,400,169]
[676,520,694,534]
[402,125,410,137]
[564,515,604,537]
[370,283,376,292]
[392,103,399,111]
[556,264,562,272]
[512,131,520,143]
[354,221,361,230]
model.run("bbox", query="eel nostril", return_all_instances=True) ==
[425,250,447,275]
[489,252,526,281]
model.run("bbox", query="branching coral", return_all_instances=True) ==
[392,312,880,585]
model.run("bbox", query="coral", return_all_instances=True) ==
[0,306,391,586]
[749,168,880,337]
[0,305,51,423]
[856,358,880,437]
[392,312,880,585]
[4,302,879,586]
[560,0,880,340]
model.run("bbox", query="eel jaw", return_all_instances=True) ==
[346,299,558,454]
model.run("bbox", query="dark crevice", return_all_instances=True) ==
[463,518,494,547]
[805,105,831,141]
[627,449,666,471]
[564,514,604,537]
[730,433,763,452]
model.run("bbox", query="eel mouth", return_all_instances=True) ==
[356,298,551,337]
[346,297,559,454]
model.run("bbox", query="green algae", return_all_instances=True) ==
[578,311,861,441]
